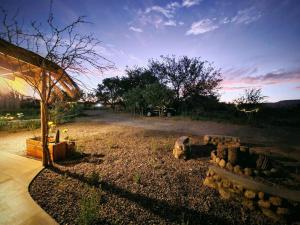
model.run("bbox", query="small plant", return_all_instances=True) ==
[77,188,101,225]
[133,173,141,184]
[88,170,101,186]
[150,138,160,152]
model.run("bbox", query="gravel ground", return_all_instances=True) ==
[29,126,285,225]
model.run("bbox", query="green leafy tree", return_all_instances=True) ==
[95,77,122,109]
[149,55,222,102]
[142,83,174,108]
[121,67,158,92]
[123,87,145,114]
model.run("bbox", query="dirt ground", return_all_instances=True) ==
[29,125,287,225]
[2,109,299,160]
[2,110,299,224]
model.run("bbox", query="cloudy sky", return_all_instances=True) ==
[1,0,300,102]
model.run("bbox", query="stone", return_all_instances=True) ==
[217,144,228,160]
[258,192,265,200]
[226,162,233,171]
[244,168,253,176]
[213,174,221,181]
[244,190,256,199]
[206,168,215,177]
[253,170,260,176]
[210,151,217,161]
[233,184,244,193]
[269,196,282,206]
[221,179,231,188]
[261,208,280,221]
[270,168,278,174]
[240,145,249,153]
[219,188,231,199]
[219,159,226,168]
[263,170,272,176]
[173,136,190,159]
[203,177,217,189]
[258,200,271,209]
[203,135,211,145]
[242,200,255,210]
[233,165,241,174]
[276,207,289,215]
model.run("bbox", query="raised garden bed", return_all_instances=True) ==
[26,137,73,161]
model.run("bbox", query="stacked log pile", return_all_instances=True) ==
[203,135,300,222]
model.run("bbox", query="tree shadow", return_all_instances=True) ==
[50,166,233,225]
[56,152,105,167]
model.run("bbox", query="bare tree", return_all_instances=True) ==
[0,2,113,166]
[234,88,267,122]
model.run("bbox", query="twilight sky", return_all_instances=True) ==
[1,0,300,102]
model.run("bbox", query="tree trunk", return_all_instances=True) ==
[40,70,53,167]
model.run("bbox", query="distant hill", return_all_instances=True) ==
[264,99,300,108]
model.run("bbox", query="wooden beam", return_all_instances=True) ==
[209,165,300,202]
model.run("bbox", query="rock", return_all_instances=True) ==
[233,184,244,193]
[258,200,271,209]
[244,190,256,199]
[269,196,282,206]
[240,146,249,153]
[216,157,221,164]
[217,144,228,160]
[261,208,280,221]
[203,135,211,145]
[276,207,289,215]
[203,135,240,145]
[226,162,233,171]
[263,170,272,176]
[213,174,221,181]
[173,136,190,159]
[242,200,255,210]
[221,179,231,188]
[219,159,226,168]
[253,170,260,176]
[206,170,213,177]
[270,168,278,174]
[210,151,217,161]
[244,168,253,176]
[233,165,241,174]
[219,188,231,199]
[203,177,217,189]
[258,192,265,200]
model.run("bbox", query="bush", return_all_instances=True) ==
[77,188,101,225]
[87,170,101,186]
[133,173,141,184]
[49,101,83,124]
[0,119,40,131]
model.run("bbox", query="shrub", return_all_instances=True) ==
[87,170,101,186]
[77,188,101,225]
[0,119,40,131]
[133,173,141,184]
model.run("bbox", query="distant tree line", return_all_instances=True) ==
[95,55,222,115]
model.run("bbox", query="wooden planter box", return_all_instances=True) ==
[26,138,67,161]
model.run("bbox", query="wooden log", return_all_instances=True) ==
[228,144,239,165]
[209,165,300,202]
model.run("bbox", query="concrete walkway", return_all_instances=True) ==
[0,151,57,225]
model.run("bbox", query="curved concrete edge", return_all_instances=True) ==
[0,152,58,225]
